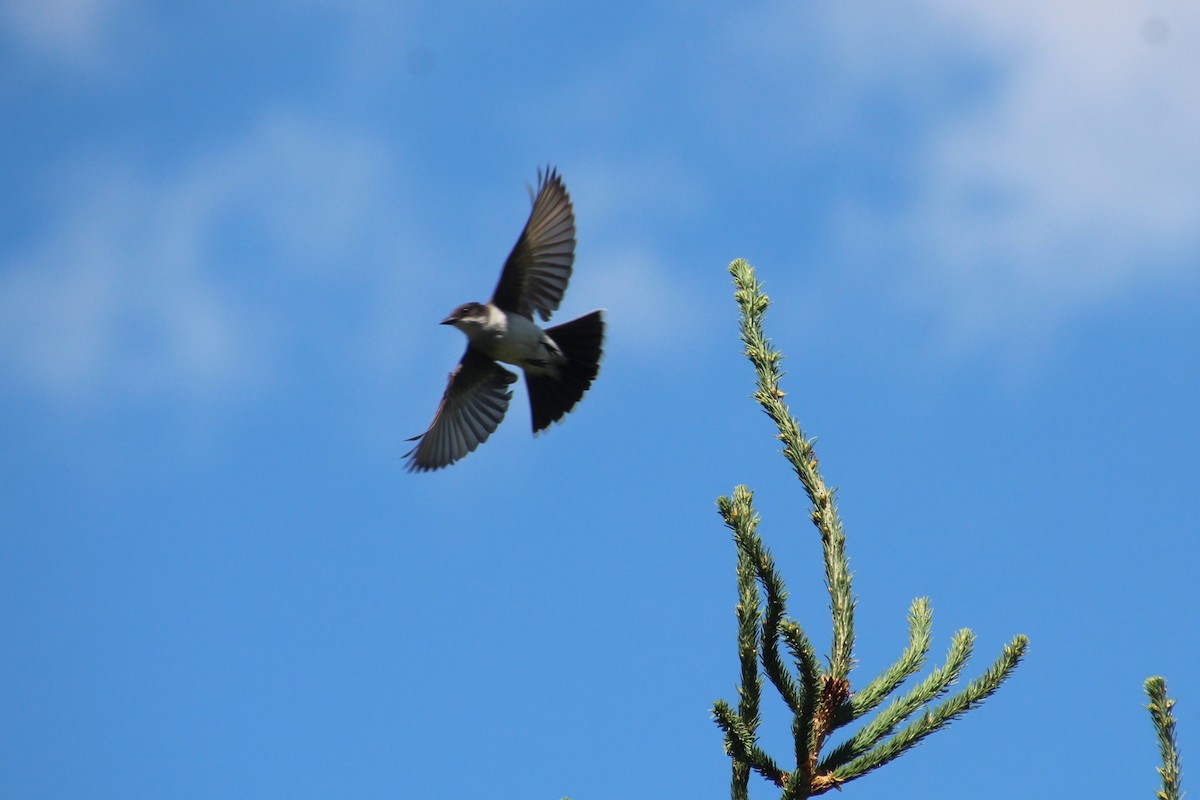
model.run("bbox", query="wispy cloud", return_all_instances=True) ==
[905,0,1200,343]
[0,111,398,404]
[1,0,123,64]
[719,1,1200,349]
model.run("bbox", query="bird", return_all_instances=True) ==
[405,168,604,472]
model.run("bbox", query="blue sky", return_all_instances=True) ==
[3,1,1198,798]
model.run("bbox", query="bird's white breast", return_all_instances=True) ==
[474,305,553,369]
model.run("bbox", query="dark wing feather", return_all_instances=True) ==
[405,348,518,472]
[490,167,575,321]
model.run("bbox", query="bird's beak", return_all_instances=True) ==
[440,315,455,325]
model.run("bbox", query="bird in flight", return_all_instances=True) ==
[405,168,604,472]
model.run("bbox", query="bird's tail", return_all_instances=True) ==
[526,310,605,433]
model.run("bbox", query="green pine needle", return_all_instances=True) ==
[1145,677,1182,800]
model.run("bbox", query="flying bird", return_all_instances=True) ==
[405,168,604,472]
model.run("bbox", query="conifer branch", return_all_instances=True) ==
[723,488,805,714]
[730,259,856,681]
[1145,676,1182,800]
[763,609,804,719]
[820,629,975,771]
[780,620,823,741]
[714,700,788,789]
[832,634,1027,782]
[713,260,1027,798]
[717,489,766,799]
[844,598,933,723]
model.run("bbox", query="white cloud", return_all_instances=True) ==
[2,0,119,63]
[721,0,1200,348]
[0,111,398,403]
[907,0,1200,342]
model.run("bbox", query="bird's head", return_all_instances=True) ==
[441,302,490,333]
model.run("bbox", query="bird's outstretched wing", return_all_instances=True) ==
[405,348,518,472]
[491,167,575,322]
